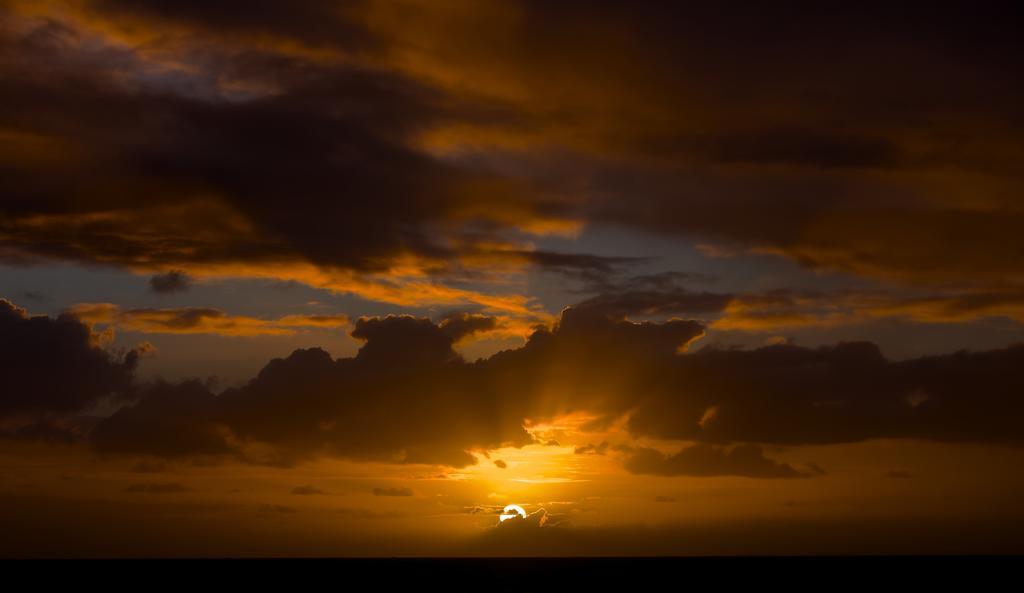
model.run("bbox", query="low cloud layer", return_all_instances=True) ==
[4,297,1024,476]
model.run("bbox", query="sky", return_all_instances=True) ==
[2,0,1024,557]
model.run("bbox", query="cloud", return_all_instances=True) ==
[149,270,192,294]
[626,340,1024,447]
[92,0,375,51]
[91,314,538,466]
[92,380,232,458]
[80,304,1024,467]
[68,303,348,336]
[2,1,1022,296]
[291,485,328,496]
[386,1,1024,288]
[124,482,190,494]
[349,315,472,367]
[574,442,610,455]
[0,6,568,290]
[712,289,1024,330]
[0,418,93,443]
[493,459,507,469]
[571,290,733,321]
[494,507,550,530]
[130,461,166,474]
[575,271,718,296]
[698,127,902,169]
[373,487,413,497]
[257,504,297,514]
[565,286,1024,334]
[621,444,807,479]
[884,470,913,479]
[0,298,136,418]
[10,296,1024,468]
[521,251,649,287]
[67,284,1024,348]
[437,312,498,343]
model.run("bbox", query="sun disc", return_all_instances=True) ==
[499,504,527,522]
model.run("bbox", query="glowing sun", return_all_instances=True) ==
[499,504,527,522]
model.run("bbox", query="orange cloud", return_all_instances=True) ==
[68,303,348,337]
[712,290,1024,331]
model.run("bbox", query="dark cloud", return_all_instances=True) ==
[479,305,707,425]
[626,341,1024,447]
[621,444,807,479]
[493,459,507,469]
[92,380,231,459]
[86,316,538,468]
[496,4,1024,287]
[93,315,535,466]
[700,127,902,169]
[351,315,466,367]
[149,270,193,294]
[373,487,413,497]
[884,470,913,479]
[522,252,646,273]
[437,312,498,343]
[525,251,649,287]
[0,298,136,418]
[0,9,546,275]
[580,271,718,295]
[570,289,733,320]
[78,301,1024,467]
[10,292,1024,469]
[92,0,375,50]
[0,417,94,443]
[1,2,1021,291]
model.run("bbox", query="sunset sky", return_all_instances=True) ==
[2,1,1024,557]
